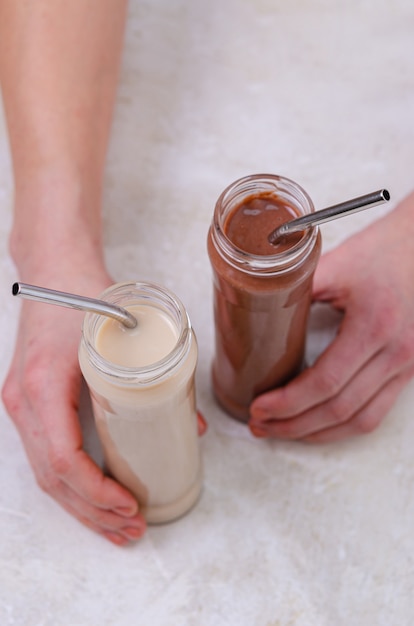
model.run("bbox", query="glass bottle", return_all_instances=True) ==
[79,281,202,524]
[207,174,322,422]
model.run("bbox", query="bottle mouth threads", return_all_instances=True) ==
[81,281,192,385]
[211,173,318,275]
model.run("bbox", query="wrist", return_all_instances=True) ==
[9,169,106,282]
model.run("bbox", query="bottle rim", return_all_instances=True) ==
[211,173,319,275]
[80,281,192,385]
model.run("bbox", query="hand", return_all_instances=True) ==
[249,193,414,443]
[2,264,147,546]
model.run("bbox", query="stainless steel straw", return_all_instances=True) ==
[12,282,137,329]
[268,188,390,244]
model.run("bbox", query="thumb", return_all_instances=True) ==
[312,246,349,305]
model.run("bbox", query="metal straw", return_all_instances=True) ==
[12,282,137,329]
[268,188,390,244]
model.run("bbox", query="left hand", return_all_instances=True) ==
[249,192,414,443]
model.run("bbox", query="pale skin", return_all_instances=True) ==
[0,0,145,546]
[249,193,414,442]
[1,0,413,545]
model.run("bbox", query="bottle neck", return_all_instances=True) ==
[81,281,192,385]
[211,174,319,276]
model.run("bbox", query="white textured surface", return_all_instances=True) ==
[1,1,414,624]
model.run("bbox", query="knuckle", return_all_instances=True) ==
[91,508,111,526]
[313,368,342,397]
[32,448,70,494]
[355,412,380,435]
[36,471,61,495]
[274,420,299,439]
[47,446,72,479]
[1,375,23,418]
[329,397,352,425]
[368,304,398,345]
[390,338,414,370]
[2,351,54,422]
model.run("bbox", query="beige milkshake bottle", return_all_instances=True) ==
[78,281,203,524]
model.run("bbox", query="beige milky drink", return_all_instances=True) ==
[78,282,202,524]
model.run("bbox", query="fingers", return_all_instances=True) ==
[19,399,147,544]
[302,372,411,443]
[249,325,414,442]
[250,308,383,423]
[49,478,146,546]
[45,441,138,513]
[249,256,414,442]
[2,327,147,546]
[34,406,147,543]
[249,348,392,439]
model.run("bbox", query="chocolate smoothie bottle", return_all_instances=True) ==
[207,174,322,422]
[78,281,202,524]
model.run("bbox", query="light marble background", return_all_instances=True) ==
[1,1,414,624]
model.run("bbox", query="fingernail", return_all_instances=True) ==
[250,400,272,420]
[197,411,208,436]
[123,526,146,540]
[249,422,267,438]
[104,531,128,547]
[114,503,138,517]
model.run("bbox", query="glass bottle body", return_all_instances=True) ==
[207,174,322,422]
[79,281,202,524]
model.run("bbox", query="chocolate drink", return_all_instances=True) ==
[207,174,322,422]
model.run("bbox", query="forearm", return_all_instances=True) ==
[0,0,127,273]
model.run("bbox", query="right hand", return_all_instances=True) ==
[249,192,414,442]
[2,265,147,546]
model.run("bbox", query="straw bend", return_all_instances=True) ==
[12,282,137,329]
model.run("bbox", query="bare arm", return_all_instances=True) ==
[1,0,147,545]
[0,0,125,271]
